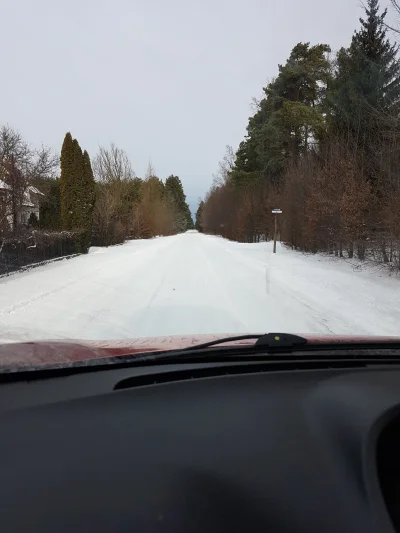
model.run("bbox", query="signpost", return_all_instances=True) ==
[272,209,282,254]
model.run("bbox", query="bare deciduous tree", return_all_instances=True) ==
[0,125,58,235]
[211,145,236,187]
[31,145,59,180]
[92,143,141,245]
[385,1,400,33]
[145,160,156,181]
[92,143,135,183]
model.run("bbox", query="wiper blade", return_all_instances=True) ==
[132,334,400,365]
[127,333,308,364]
[181,333,307,351]
[181,334,263,351]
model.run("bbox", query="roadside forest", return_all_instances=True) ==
[0,129,193,258]
[198,0,400,269]
[0,128,193,273]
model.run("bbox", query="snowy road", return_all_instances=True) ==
[0,231,399,341]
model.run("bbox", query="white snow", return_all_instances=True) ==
[0,232,399,341]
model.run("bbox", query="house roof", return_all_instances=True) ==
[0,182,43,195]
[0,182,43,208]
[29,186,44,196]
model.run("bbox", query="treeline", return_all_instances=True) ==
[59,137,193,249]
[199,0,400,269]
[0,127,194,257]
[92,147,193,246]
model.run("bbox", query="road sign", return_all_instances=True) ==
[272,210,282,253]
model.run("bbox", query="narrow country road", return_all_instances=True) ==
[0,231,399,341]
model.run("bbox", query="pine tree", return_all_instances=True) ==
[258,43,331,172]
[329,0,400,140]
[231,42,331,187]
[164,175,193,232]
[185,205,194,229]
[195,201,204,232]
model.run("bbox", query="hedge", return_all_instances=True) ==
[0,230,87,275]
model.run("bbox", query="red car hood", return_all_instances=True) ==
[0,334,399,370]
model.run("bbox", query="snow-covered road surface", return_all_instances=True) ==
[0,231,399,341]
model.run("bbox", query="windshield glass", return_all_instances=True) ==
[1,0,400,369]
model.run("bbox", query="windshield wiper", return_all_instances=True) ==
[181,333,308,351]
[130,334,400,365]
[125,333,309,364]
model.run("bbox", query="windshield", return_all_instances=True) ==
[1,0,400,369]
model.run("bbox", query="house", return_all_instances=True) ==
[20,186,44,225]
[0,180,44,229]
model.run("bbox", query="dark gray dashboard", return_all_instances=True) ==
[0,363,399,532]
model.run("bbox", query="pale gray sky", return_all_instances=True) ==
[0,0,396,212]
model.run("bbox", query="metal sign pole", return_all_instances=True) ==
[271,209,282,254]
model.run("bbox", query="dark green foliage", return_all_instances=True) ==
[39,178,61,230]
[185,205,194,229]
[60,133,95,253]
[234,137,260,174]
[165,175,185,204]
[231,42,331,188]
[259,43,331,172]
[60,132,75,230]
[117,177,143,226]
[27,212,39,228]
[328,0,400,142]
[182,203,194,230]
[128,177,143,204]
[79,150,95,252]
[0,231,84,275]
[164,175,193,232]
[195,201,204,232]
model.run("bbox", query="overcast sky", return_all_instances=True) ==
[0,0,397,212]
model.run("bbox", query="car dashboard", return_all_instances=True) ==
[0,357,400,532]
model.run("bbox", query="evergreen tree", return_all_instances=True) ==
[80,150,95,252]
[165,175,185,205]
[60,133,95,252]
[39,178,61,230]
[60,132,75,230]
[71,138,84,230]
[329,0,400,142]
[257,43,331,175]
[185,205,194,229]
[165,175,193,232]
[195,201,204,232]
[145,175,165,201]
[231,42,331,187]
